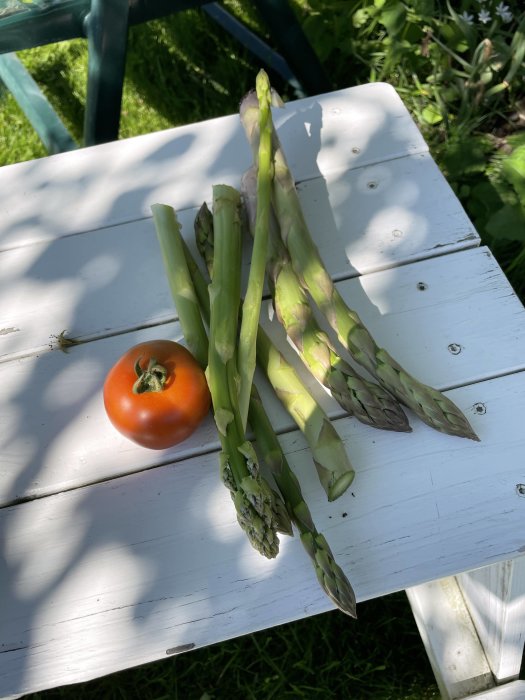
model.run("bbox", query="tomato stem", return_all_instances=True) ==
[132,357,168,394]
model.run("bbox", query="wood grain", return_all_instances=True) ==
[1,371,524,698]
[1,247,524,506]
[1,81,524,700]
[0,83,427,250]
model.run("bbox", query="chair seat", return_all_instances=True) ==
[0,0,90,51]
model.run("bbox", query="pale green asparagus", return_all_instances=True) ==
[239,85,479,442]
[151,203,208,369]
[240,166,410,433]
[181,218,357,616]
[195,201,355,502]
[153,193,291,559]
[237,69,273,431]
[248,385,357,617]
[209,184,293,556]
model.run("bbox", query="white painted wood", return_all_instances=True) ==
[406,577,494,699]
[0,82,428,249]
[298,152,478,277]
[0,154,479,363]
[1,82,524,700]
[1,370,525,698]
[470,681,525,699]
[1,246,524,505]
[458,559,525,683]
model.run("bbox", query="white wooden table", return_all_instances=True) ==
[1,83,524,700]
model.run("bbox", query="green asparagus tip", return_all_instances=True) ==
[255,68,270,92]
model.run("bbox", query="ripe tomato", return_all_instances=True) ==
[103,339,211,450]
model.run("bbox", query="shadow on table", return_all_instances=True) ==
[0,87,462,697]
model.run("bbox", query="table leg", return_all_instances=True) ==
[457,558,525,684]
[406,577,495,699]
[406,559,525,699]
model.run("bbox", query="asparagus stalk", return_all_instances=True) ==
[154,194,291,558]
[240,166,411,433]
[237,69,273,431]
[255,328,355,501]
[151,203,209,369]
[248,385,357,618]
[239,88,479,442]
[182,220,357,616]
[195,202,355,502]
[210,184,293,556]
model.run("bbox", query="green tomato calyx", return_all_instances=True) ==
[132,356,168,394]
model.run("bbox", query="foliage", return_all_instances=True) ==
[297,0,525,294]
[300,0,525,128]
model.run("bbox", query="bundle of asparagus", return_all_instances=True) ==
[149,69,479,619]
[241,166,410,434]
[152,200,357,617]
[239,71,479,443]
[195,200,355,502]
[154,197,291,560]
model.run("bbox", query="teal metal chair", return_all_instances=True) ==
[0,0,331,154]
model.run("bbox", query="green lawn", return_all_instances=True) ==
[2,2,524,699]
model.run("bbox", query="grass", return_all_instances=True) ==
[2,2,524,699]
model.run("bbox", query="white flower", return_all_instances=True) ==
[478,8,492,23]
[495,3,513,22]
[459,11,474,24]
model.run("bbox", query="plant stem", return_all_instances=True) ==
[248,385,357,618]
[207,184,291,556]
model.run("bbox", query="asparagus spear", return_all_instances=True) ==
[182,220,357,616]
[151,203,208,368]
[153,193,291,558]
[248,385,357,618]
[239,87,479,442]
[194,201,215,276]
[240,166,411,433]
[237,69,273,432]
[195,201,355,502]
[210,184,294,556]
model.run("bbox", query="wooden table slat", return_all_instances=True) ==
[1,370,524,698]
[1,246,524,506]
[0,157,478,363]
[0,83,428,250]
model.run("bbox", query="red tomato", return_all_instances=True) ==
[103,340,211,450]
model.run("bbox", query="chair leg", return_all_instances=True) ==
[83,0,130,146]
[250,0,331,95]
[202,3,302,96]
[0,52,77,155]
